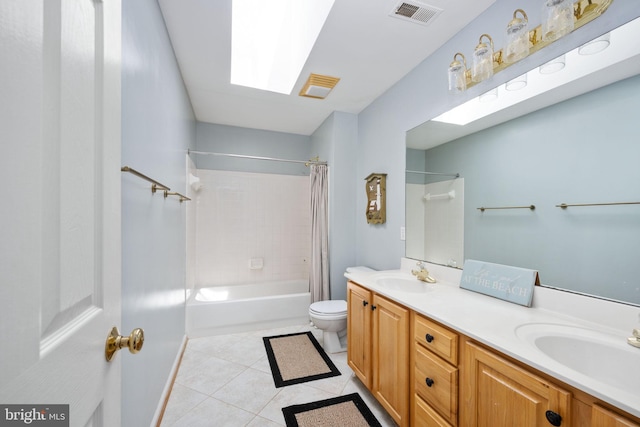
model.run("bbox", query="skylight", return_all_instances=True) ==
[231,0,335,94]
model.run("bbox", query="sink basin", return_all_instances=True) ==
[515,323,640,392]
[374,274,432,293]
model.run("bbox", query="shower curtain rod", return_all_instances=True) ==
[188,150,327,166]
[406,170,460,178]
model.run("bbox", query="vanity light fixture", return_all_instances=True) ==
[431,16,640,127]
[505,9,530,64]
[446,0,613,93]
[472,34,495,83]
[448,53,467,93]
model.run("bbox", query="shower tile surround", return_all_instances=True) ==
[195,170,311,286]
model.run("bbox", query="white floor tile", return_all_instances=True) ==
[159,383,209,426]
[213,367,280,414]
[162,324,396,427]
[258,383,336,425]
[171,397,255,427]
[176,356,246,396]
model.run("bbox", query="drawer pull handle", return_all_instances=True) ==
[425,334,434,343]
[371,305,377,311]
[545,410,562,426]
[362,300,368,307]
[425,377,434,387]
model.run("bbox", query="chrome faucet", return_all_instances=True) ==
[412,262,436,283]
[628,329,640,348]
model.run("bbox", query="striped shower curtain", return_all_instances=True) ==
[309,164,330,303]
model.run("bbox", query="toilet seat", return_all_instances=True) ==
[309,300,347,319]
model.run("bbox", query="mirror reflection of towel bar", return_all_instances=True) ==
[424,190,456,201]
[556,201,640,209]
[478,205,535,212]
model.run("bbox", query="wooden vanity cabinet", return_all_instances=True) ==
[590,405,640,427]
[347,281,373,388]
[347,280,640,427]
[347,281,410,426]
[411,313,459,427]
[462,339,571,427]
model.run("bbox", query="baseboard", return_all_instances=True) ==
[151,334,188,427]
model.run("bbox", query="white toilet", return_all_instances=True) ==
[309,266,375,353]
[309,300,347,353]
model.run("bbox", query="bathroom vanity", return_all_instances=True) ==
[345,260,640,427]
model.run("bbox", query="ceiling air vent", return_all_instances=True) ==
[299,73,340,100]
[390,1,443,26]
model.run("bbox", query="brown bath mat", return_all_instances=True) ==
[282,393,382,427]
[263,331,341,387]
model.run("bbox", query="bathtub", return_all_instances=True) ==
[186,280,311,337]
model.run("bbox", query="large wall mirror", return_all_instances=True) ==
[406,17,640,306]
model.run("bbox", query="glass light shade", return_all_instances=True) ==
[542,0,575,42]
[505,73,527,91]
[539,54,566,74]
[478,87,498,103]
[578,32,610,55]
[505,9,529,64]
[448,53,467,93]
[472,34,494,83]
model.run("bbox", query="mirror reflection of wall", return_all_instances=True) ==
[406,167,464,267]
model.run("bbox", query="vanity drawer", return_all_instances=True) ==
[414,314,458,365]
[414,344,458,425]
[414,394,453,427]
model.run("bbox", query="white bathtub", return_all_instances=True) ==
[186,280,311,337]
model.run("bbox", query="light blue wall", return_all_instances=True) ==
[121,0,196,426]
[356,0,640,270]
[196,122,312,175]
[311,112,359,300]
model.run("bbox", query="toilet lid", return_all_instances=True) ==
[310,300,347,315]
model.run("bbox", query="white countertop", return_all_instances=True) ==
[344,258,640,418]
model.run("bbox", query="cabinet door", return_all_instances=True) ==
[373,294,410,426]
[347,281,372,388]
[463,341,571,427]
[592,405,640,427]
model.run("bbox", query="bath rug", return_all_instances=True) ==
[282,393,382,427]
[263,331,341,388]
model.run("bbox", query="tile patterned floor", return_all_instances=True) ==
[160,324,398,427]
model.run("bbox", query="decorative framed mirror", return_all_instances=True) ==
[365,173,387,224]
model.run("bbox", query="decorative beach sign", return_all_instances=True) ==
[460,260,539,307]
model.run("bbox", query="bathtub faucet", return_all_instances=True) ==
[412,262,436,283]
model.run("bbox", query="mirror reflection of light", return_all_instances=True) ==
[196,288,230,302]
[432,18,640,126]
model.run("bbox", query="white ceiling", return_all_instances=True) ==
[157,0,495,136]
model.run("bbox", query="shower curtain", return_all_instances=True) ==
[309,164,330,303]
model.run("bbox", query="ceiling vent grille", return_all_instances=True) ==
[390,1,443,26]
[299,73,341,99]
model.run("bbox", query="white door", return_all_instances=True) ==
[0,0,122,426]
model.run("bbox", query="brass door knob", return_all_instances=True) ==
[105,326,144,362]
